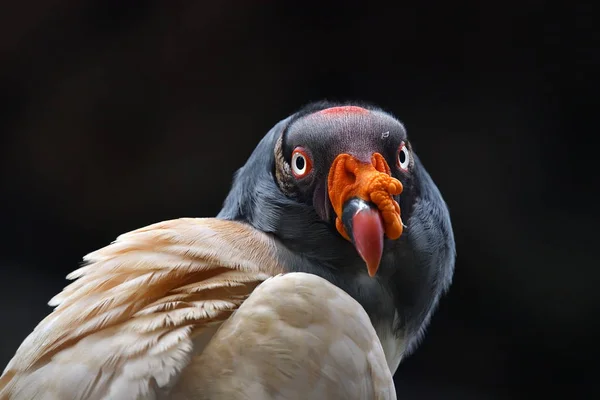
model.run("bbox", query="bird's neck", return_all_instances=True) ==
[273,237,401,324]
[273,239,407,372]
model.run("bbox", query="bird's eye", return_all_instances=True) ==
[397,142,410,171]
[291,147,313,178]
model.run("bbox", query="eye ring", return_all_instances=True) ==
[397,142,410,171]
[291,147,313,178]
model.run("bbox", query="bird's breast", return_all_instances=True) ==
[374,311,406,375]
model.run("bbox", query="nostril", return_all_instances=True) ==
[345,169,357,185]
[371,153,391,175]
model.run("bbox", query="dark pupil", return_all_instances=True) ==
[399,150,406,164]
[295,155,305,170]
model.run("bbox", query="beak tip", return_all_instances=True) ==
[361,244,383,277]
[366,261,380,277]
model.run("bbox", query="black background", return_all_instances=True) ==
[0,1,596,398]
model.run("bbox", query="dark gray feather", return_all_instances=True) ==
[218,103,456,360]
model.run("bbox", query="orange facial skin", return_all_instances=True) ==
[327,153,404,242]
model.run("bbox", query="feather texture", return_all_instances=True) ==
[172,272,396,400]
[0,218,283,400]
[1,218,395,399]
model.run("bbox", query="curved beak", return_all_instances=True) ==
[328,153,404,276]
[341,198,385,277]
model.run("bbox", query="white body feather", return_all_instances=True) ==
[0,218,395,399]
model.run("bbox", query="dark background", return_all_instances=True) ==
[0,1,596,399]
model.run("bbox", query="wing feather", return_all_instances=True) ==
[0,218,283,400]
[175,272,396,400]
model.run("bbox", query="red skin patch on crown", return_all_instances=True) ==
[319,106,370,115]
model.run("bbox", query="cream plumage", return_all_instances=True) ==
[0,218,395,399]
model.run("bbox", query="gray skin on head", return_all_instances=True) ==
[217,101,456,358]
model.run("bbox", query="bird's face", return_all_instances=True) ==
[273,104,416,277]
[219,101,454,345]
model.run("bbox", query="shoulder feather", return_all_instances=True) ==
[0,218,283,400]
[178,272,396,400]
